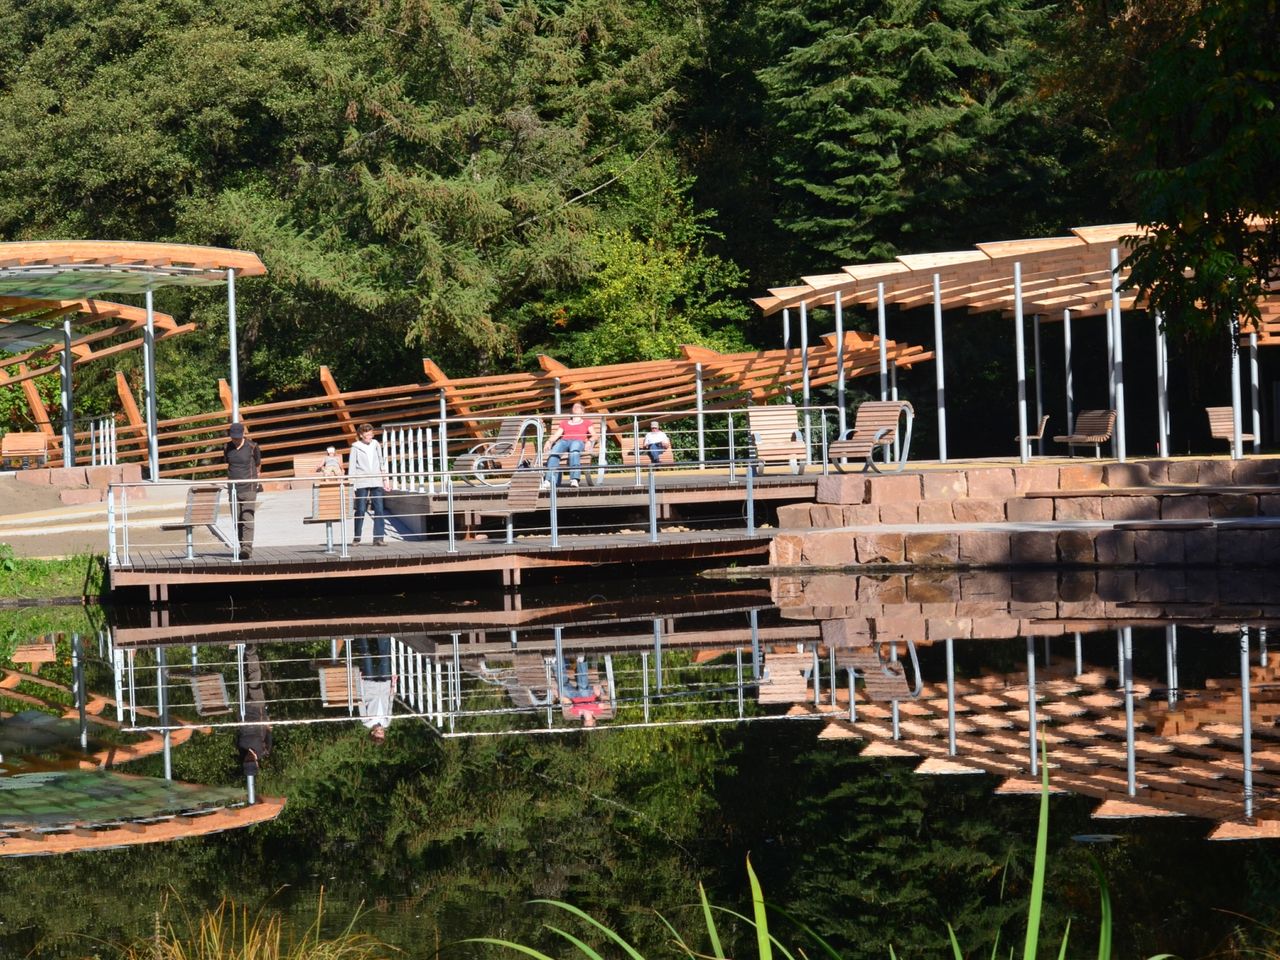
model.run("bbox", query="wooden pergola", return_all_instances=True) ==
[0,241,266,473]
[755,224,1279,462]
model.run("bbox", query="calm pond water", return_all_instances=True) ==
[2,570,1279,959]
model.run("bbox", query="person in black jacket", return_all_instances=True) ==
[224,422,262,560]
[236,645,272,785]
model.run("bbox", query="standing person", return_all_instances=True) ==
[354,636,395,743]
[348,422,389,546]
[542,402,596,489]
[642,420,671,464]
[237,644,272,789]
[224,422,261,561]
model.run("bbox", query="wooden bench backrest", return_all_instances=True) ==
[184,485,223,525]
[851,401,910,441]
[747,407,801,447]
[311,479,345,521]
[294,453,344,478]
[1072,409,1116,438]
[317,662,361,708]
[1,432,48,456]
[188,673,232,716]
[1205,406,1240,440]
[506,469,544,513]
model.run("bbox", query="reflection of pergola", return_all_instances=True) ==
[0,241,266,475]
[755,224,1278,462]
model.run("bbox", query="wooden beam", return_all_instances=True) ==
[319,365,358,444]
[116,371,144,430]
[17,363,54,436]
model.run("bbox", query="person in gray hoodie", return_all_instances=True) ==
[348,422,389,545]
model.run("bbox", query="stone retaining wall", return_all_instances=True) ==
[12,463,145,505]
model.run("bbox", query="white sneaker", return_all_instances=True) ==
[540,480,550,490]
[569,478,579,488]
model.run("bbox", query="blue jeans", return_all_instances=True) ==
[354,636,393,681]
[545,439,585,483]
[645,443,665,464]
[353,486,386,540]
[561,657,592,698]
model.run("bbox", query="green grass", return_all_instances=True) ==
[0,544,105,600]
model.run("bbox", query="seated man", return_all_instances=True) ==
[542,402,596,489]
[559,655,605,728]
[642,420,671,464]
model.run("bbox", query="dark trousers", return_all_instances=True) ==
[353,486,386,540]
[233,484,257,553]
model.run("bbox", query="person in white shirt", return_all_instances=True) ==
[348,422,390,545]
[354,636,395,744]
[642,420,671,464]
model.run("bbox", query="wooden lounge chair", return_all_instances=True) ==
[474,468,544,543]
[747,406,806,474]
[1052,409,1116,458]
[303,479,346,553]
[827,400,914,473]
[1205,406,1254,448]
[1,431,48,469]
[159,485,224,560]
[1016,414,1050,446]
[759,651,813,704]
[453,417,540,486]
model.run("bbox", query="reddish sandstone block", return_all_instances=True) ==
[1183,527,1217,566]
[770,535,804,566]
[1012,465,1061,495]
[1198,460,1235,486]
[856,533,906,564]
[1058,571,1096,602]
[1057,529,1096,564]
[1054,497,1103,521]
[922,471,968,500]
[1006,498,1054,522]
[958,531,1012,566]
[878,502,920,524]
[1100,496,1159,521]
[842,504,878,526]
[1058,464,1104,490]
[47,466,88,488]
[776,504,812,529]
[958,570,1013,600]
[1134,529,1185,565]
[1096,570,1136,601]
[904,532,958,566]
[970,615,1020,639]
[120,463,144,483]
[952,499,1006,523]
[1135,459,1170,483]
[815,475,868,505]
[821,618,872,646]
[1218,529,1264,566]
[1103,462,1150,488]
[864,473,923,503]
[918,500,956,524]
[810,504,846,528]
[802,531,857,567]
[1209,494,1259,518]
[1260,495,1280,516]
[907,576,958,603]
[927,617,973,640]
[1021,620,1067,636]
[803,575,857,608]
[85,466,116,488]
[967,468,1015,500]
[1233,459,1278,485]
[873,610,918,640]
[1011,531,1056,564]
[918,601,959,619]
[1009,571,1058,601]
[1094,529,1135,564]
[59,488,103,505]
[858,574,906,604]
[1009,599,1057,619]
[15,469,52,486]
[1165,460,1199,484]
[1160,496,1209,520]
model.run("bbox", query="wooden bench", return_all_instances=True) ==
[1,431,48,469]
[542,435,600,486]
[747,407,807,474]
[614,431,675,467]
[454,417,540,486]
[474,469,544,543]
[182,672,232,716]
[1016,414,1050,446]
[1053,409,1117,458]
[292,452,344,487]
[314,659,361,711]
[759,651,813,704]
[1206,406,1254,448]
[303,479,346,553]
[159,485,223,560]
[827,400,914,473]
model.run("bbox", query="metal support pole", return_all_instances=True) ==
[1156,311,1169,457]
[72,633,88,749]
[835,291,847,436]
[647,467,658,543]
[736,648,745,719]
[1110,248,1127,462]
[550,478,560,548]
[1033,314,1045,456]
[800,300,810,406]
[1231,319,1245,460]
[1106,304,1115,412]
[641,651,650,723]
[1014,262,1029,464]
[653,619,663,693]
[1123,627,1135,797]
[553,377,562,415]
[61,319,74,467]
[1251,331,1261,453]
[227,267,240,422]
[446,477,457,553]
[158,647,172,781]
[749,609,760,680]
[945,637,956,756]
[1074,631,1083,677]
[811,646,821,706]
[877,283,888,402]
[438,391,449,477]
[143,289,159,481]
[695,362,706,466]
[1242,625,1255,819]
[1165,625,1178,707]
[1026,636,1038,775]
[782,308,791,350]
[745,464,755,536]
[1063,309,1074,434]
[933,273,947,462]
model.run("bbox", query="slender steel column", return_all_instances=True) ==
[1106,305,1115,411]
[695,362,706,466]
[782,307,791,350]
[1231,319,1244,460]
[1026,637,1038,775]
[800,300,810,409]
[1155,310,1169,457]
[60,318,74,467]
[227,267,240,422]
[1250,330,1261,452]
[1033,314,1045,456]
[877,282,888,401]
[933,273,947,462]
[1063,308,1074,434]
[1014,262,1029,464]
[1241,625,1254,820]
[1123,628,1135,797]
[1110,248,1127,462]
[945,638,956,756]
[143,289,159,481]
[835,291,847,436]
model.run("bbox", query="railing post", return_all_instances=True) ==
[446,475,457,553]
[339,482,350,558]
[745,460,755,536]
[728,411,737,483]
[107,487,117,566]
[648,466,658,543]
[438,390,449,477]
[695,363,706,468]
[632,416,642,487]
[549,477,559,547]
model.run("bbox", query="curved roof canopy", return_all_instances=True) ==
[0,240,266,301]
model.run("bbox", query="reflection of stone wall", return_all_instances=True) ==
[771,457,1280,569]
[770,571,1280,639]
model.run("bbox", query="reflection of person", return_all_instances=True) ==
[318,446,342,477]
[354,636,396,743]
[348,423,390,546]
[543,402,596,489]
[642,421,671,464]
[236,645,272,781]
[224,422,262,561]
[560,655,605,727]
